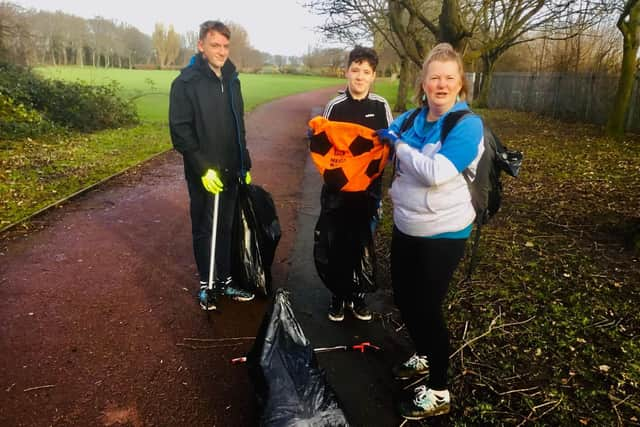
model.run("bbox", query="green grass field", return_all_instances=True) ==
[36,67,353,122]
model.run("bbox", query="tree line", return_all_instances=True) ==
[305,0,639,139]
[0,2,346,73]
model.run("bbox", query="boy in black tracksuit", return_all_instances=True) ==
[320,46,393,321]
[169,21,254,310]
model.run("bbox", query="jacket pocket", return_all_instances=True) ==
[390,179,432,215]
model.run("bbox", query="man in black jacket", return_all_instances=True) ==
[169,20,254,310]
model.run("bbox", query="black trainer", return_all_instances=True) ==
[217,276,254,302]
[348,295,372,321]
[328,296,345,322]
[198,285,217,311]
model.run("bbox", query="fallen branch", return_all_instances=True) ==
[176,342,245,350]
[535,398,563,419]
[23,384,56,392]
[182,336,255,342]
[609,393,640,413]
[449,315,536,359]
[499,386,540,396]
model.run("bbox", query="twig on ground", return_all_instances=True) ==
[182,336,255,342]
[534,398,563,419]
[461,321,469,370]
[609,393,640,413]
[449,315,536,360]
[176,343,245,350]
[23,384,55,392]
[498,386,540,396]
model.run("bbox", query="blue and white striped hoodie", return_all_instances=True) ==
[388,101,484,237]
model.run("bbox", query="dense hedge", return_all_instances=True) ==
[0,63,139,138]
[0,92,53,138]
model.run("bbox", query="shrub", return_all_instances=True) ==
[35,79,139,132]
[133,63,160,70]
[0,93,53,138]
[0,62,139,134]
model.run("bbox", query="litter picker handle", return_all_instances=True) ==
[207,193,220,290]
[231,342,381,364]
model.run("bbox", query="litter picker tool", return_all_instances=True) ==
[203,192,220,314]
[231,341,380,364]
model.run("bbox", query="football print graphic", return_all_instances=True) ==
[308,116,390,192]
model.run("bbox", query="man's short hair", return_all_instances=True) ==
[199,20,231,41]
[348,46,379,71]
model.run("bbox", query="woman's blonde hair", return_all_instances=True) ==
[414,43,468,106]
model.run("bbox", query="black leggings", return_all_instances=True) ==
[391,226,467,390]
[186,174,238,283]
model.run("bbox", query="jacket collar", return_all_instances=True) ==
[344,88,370,102]
[414,100,470,137]
[192,53,237,81]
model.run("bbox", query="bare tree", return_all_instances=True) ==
[183,31,198,54]
[471,0,611,107]
[606,0,640,139]
[305,0,471,110]
[0,2,33,65]
[165,25,180,66]
[152,23,168,68]
[304,0,417,109]
[121,25,151,68]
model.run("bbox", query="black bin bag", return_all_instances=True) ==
[313,191,377,297]
[246,289,349,427]
[232,184,281,296]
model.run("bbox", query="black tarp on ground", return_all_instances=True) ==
[246,289,349,427]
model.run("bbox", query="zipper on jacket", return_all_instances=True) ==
[229,73,245,174]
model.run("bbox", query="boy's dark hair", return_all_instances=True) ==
[199,20,231,41]
[347,46,378,71]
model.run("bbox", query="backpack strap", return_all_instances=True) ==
[399,108,422,134]
[440,109,484,283]
[441,110,471,143]
[391,108,422,179]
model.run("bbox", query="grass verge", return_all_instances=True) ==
[1,123,170,229]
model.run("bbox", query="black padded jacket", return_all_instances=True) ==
[169,54,251,183]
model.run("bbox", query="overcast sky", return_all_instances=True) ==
[13,0,336,57]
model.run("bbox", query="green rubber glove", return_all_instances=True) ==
[245,171,252,185]
[201,169,224,194]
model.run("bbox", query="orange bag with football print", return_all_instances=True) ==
[308,116,390,192]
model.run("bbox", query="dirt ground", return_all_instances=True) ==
[0,87,346,427]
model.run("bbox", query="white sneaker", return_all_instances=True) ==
[392,353,429,379]
[398,386,450,419]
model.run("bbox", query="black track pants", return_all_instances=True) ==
[186,175,238,283]
[391,226,467,390]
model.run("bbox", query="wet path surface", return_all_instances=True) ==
[1,86,410,427]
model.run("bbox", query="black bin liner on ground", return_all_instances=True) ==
[247,289,349,427]
[232,184,281,296]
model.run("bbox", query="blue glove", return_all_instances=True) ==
[376,128,400,146]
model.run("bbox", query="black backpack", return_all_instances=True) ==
[399,108,523,280]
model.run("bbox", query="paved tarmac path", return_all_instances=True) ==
[0,86,410,427]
